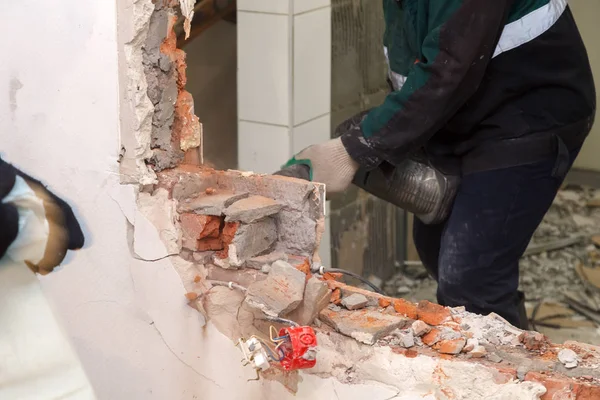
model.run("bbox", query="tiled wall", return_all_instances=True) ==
[237,0,332,266]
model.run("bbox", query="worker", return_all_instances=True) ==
[276,0,596,329]
[0,157,95,399]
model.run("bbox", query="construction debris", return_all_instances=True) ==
[385,185,600,342]
[558,348,579,369]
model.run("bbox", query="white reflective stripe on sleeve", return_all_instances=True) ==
[493,0,567,58]
[384,46,408,91]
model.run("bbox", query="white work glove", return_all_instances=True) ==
[275,137,359,194]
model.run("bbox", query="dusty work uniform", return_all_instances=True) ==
[339,0,596,328]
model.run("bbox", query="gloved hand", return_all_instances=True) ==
[274,137,359,194]
[0,157,84,275]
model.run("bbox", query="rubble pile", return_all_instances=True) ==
[147,167,600,397]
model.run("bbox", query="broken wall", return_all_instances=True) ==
[3,1,600,399]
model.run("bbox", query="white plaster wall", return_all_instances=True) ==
[0,1,380,399]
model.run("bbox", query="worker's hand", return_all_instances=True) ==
[274,137,359,194]
[0,157,84,275]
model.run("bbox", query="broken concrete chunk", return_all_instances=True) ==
[558,348,579,369]
[319,308,410,345]
[287,276,331,326]
[411,320,431,337]
[245,260,306,317]
[392,329,415,348]
[341,293,369,310]
[244,252,288,270]
[222,218,277,267]
[487,353,503,363]
[179,192,250,215]
[224,195,283,223]
[470,345,487,358]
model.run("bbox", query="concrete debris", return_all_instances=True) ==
[223,218,277,267]
[319,307,411,345]
[224,195,283,223]
[558,348,579,369]
[287,276,331,326]
[245,260,306,316]
[463,338,478,353]
[341,293,369,310]
[390,329,415,348]
[411,320,431,337]
[517,366,529,381]
[470,345,487,358]
[244,252,288,270]
[178,192,249,215]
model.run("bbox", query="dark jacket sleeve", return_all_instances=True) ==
[341,0,514,169]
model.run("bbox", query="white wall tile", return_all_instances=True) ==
[238,121,291,173]
[292,113,330,153]
[238,12,290,126]
[238,0,290,14]
[293,0,330,15]
[293,7,331,125]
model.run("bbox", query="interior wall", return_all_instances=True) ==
[0,1,375,399]
[571,0,600,171]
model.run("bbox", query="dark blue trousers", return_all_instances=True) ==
[413,150,579,328]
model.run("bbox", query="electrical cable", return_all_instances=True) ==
[207,280,248,292]
[319,267,384,294]
[264,315,300,327]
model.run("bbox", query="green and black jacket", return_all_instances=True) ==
[341,0,596,173]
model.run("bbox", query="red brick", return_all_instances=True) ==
[576,385,600,400]
[519,331,550,351]
[331,288,342,305]
[215,222,239,258]
[197,238,223,251]
[180,214,222,241]
[422,328,442,346]
[525,372,575,400]
[435,338,466,355]
[379,297,392,308]
[417,300,451,326]
[393,299,418,319]
[492,368,517,385]
[294,259,312,281]
[322,272,343,281]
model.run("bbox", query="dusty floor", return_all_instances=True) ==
[384,185,600,345]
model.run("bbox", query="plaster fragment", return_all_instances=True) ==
[319,308,410,345]
[558,349,579,369]
[341,293,369,310]
[245,260,306,317]
[179,192,249,215]
[224,195,283,223]
[411,320,431,337]
[245,252,288,270]
[287,276,331,326]
[222,218,277,267]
